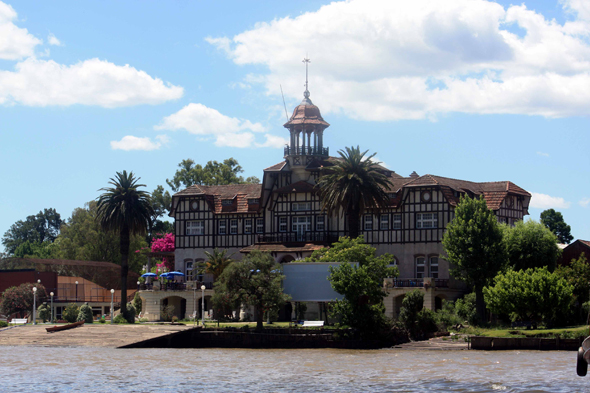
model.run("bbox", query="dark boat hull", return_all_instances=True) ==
[46,320,85,333]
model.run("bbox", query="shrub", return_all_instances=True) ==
[98,317,106,324]
[62,303,79,323]
[113,314,127,324]
[415,309,438,339]
[0,321,8,328]
[123,302,136,324]
[435,300,461,330]
[38,304,51,323]
[455,293,478,326]
[132,292,142,315]
[138,317,148,323]
[160,305,175,322]
[77,303,94,324]
[171,316,178,323]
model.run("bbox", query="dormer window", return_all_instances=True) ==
[248,198,260,205]
[222,199,233,206]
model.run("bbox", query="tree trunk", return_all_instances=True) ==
[120,225,130,319]
[475,286,486,324]
[255,305,264,332]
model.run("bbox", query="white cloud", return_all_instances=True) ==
[208,0,590,120]
[580,197,590,208]
[156,103,277,148]
[0,2,42,60]
[47,33,62,46]
[110,135,169,151]
[537,151,549,157]
[255,134,289,148]
[530,192,571,209]
[0,57,183,107]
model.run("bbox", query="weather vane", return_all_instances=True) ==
[303,56,310,98]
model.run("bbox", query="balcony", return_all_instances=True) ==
[384,278,449,289]
[284,146,329,157]
[256,232,338,244]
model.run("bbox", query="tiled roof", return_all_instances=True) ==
[240,243,326,253]
[578,240,590,248]
[264,161,288,172]
[173,184,261,199]
[283,99,330,128]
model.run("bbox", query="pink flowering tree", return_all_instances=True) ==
[151,233,175,271]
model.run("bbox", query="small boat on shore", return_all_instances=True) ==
[46,320,85,333]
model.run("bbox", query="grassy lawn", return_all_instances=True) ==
[452,325,589,339]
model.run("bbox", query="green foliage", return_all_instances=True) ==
[96,170,154,319]
[305,236,397,269]
[38,304,51,323]
[435,300,462,330]
[442,195,507,322]
[113,314,127,324]
[328,248,397,337]
[398,289,424,331]
[317,146,393,239]
[454,293,478,326]
[503,220,560,271]
[0,321,8,328]
[555,254,590,323]
[123,302,136,323]
[77,303,94,323]
[213,251,290,331]
[204,248,234,279]
[166,157,255,192]
[415,309,438,338]
[0,283,47,317]
[484,267,574,326]
[58,201,148,273]
[160,305,175,322]
[540,209,573,244]
[132,292,142,315]
[14,240,60,259]
[62,303,79,323]
[99,317,106,323]
[2,208,62,255]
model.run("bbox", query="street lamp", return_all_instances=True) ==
[32,287,37,325]
[137,281,141,290]
[110,289,115,324]
[50,292,54,323]
[201,285,206,326]
[75,281,79,302]
[37,279,41,284]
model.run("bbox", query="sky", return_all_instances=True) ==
[0,0,589,251]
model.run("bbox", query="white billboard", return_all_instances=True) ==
[282,262,358,302]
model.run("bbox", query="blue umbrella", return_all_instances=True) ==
[141,272,157,278]
[160,272,171,279]
[168,271,185,277]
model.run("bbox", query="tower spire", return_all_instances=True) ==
[303,56,310,99]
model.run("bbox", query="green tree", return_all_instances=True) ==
[555,254,590,307]
[150,185,174,235]
[96,171,154,318]
[204,248,234,279]
[305,236,396,267]
[212,251,290,331]
[13,240,60,259]
[317,146,393,239]
[58,201,148,273]
[62,303,79,323]
[2,208,62,254]
[484,267,573,326]
[38,304,51,323]
[398,290,438,339]
[327,251,397,337]
[166,157,257,192]
[442,196,507,323]
[132,292,142,316]
[503,220,560,271]
[0,283,47,318]
[540,209,573,244]
[77,303,94,323]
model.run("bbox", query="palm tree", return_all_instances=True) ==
[96,171,153,318]
[317,146,393,239]
[204,248,234,280]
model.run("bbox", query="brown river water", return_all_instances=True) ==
[1,346,587,392]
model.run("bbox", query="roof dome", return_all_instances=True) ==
[283,90,330,129]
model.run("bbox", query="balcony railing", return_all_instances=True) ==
[384,278,449,289]
[284,146,329,157]
[256,232,338,244]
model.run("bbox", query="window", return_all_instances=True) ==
[429,257,439,279]
[380,214,389,230]
[189,200,199,211]
[185,260,194,281]
[279,216,288,232]
[244,219,252,234]
[364,215,373,230]
[248,198,260,205]
[186,220,204,235]
[416,213,438,228]
[292,216,311,232]
[222,199,233,206]
[256,218,264,233]
[316,215,325,231]
[415,257,426,279]
[292,202,311,211]
[195,260,204,281]
[230,219,238,234]
[219,220,227,235]
[393,214,402,229]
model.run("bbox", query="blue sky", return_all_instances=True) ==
[1,0,589,250]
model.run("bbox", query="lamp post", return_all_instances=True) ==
[50,292,54,323]
[32,287,37,325]
[37,279,41,284]
[110,289,115,324]
[137,281,141,290]
[75,281,79,302]
[201,285,206,326]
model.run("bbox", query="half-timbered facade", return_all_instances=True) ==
[169,82,531,317]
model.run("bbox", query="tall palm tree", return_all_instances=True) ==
[317,146,393,239]
[96,171,153,318]
[204,248,234,280]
